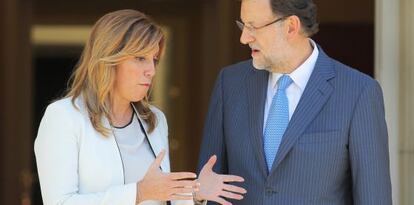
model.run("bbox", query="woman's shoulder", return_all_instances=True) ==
[44,97,85,119]
[36,97,85,143]
[48,97,73,108]
[149,105,164,117]
[149,105,167,128]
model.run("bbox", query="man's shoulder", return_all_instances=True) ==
[330,58,377,87]
[213,59,257,88]
[221,59,253,74]
[216,59,256,82]
[318,56,381,99]
[316,45,376,87]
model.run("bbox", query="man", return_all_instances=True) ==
[197,0,392,204]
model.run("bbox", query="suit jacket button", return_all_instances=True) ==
[265,187,277,195]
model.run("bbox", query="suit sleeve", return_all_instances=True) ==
[34,103,136,205]
[349,80,392,205]
[197,70,228,175]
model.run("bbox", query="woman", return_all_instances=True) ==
[34,9,246,205]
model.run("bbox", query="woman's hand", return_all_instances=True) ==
[136,150,199,203]
[194,155,247,205]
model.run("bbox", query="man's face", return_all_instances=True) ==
[240,0,289,71]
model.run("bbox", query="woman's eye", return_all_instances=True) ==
[136,57,146,62]
[153,59,159,65]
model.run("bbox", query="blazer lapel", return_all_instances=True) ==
[270,49,336,173]
[246,66,269,177]
[97,106,127,184]
[146,128,169,172]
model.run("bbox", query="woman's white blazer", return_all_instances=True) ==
[34,97,193,205]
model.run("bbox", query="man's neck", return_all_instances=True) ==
[272,38,313,74]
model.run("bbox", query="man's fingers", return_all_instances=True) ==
[213,196,232,205]
[202,155,217,171]
[220,174,244,183]
[220,190,244,200]
[150,149,166,169]
[168,172,197,180]
[222,184,247,194]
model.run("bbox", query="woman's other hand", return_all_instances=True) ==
[136,150,199,203]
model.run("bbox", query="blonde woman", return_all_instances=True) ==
[34,9,246,205]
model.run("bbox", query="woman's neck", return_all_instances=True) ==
[110,98,134,127]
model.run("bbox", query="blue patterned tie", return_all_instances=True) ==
[264,75,293,171]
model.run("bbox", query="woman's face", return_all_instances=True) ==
[112,45,159,104]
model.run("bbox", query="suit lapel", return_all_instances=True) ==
[270,50,336,173]
[246,66,269,177]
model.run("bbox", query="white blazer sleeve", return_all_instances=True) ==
[34,102,136,205]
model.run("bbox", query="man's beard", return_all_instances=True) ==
[253,56,287,72]
[252,56,272,71]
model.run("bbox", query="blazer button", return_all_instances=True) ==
[265,187,277,195]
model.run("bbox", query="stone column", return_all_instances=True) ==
[400,0,414,204]
[0,0,33,204]
[375,0,400,204]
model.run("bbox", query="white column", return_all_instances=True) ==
[399,0,414,204]
[374,0,400,204]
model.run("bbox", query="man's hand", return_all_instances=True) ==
[195,155,247,205]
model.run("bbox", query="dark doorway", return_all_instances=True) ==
[32,46,81,204]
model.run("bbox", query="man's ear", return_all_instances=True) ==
[285,15,302,38]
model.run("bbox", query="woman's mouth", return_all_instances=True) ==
[139,83,151,87]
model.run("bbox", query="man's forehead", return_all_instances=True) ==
[240,0,275,23]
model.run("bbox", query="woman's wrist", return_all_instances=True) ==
[136,181,145,204]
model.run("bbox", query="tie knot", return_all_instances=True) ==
[277,75,293,90]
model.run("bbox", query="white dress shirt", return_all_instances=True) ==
[113,114,155,185]
[263,39,319,132]
[113,114,163,205]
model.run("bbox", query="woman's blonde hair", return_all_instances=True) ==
[66,9,165,136]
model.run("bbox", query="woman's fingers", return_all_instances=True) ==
[220,190,244,200]
[222,184,247,194]
[171,187,198,195]
[170,180,199,188]
[149,150,166,170]
[169,194,194,201]
[168,172,197,180]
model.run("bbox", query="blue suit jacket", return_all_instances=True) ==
[198,48,392,205]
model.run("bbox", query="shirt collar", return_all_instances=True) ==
[270,39,319,91]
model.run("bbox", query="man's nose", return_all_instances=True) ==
[240,28,254,45]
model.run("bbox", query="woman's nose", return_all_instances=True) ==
[145,63,156,78]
